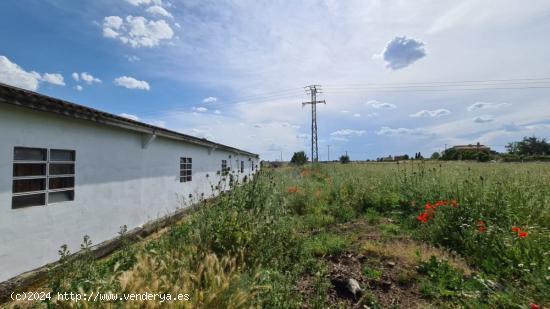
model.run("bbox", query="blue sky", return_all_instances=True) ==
[1,0,550,160]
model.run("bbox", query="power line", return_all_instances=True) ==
[323,77,550,87]
[116,77,550,119]
[324,86,550,94]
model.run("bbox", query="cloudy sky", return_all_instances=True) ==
[1,0,550,160]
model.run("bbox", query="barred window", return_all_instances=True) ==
[240,161,244,173]
[12,147,75,209]
[180,157,192,182]
[221,159,229,176]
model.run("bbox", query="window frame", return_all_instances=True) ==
[180,157,193,183]
[12,147,76,209]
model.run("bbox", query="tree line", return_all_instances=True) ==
[288,136,549,165]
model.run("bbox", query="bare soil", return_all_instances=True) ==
[297,218,473,308]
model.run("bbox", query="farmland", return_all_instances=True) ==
[8,162,550,308]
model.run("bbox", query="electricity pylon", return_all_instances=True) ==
[302,85,326,162]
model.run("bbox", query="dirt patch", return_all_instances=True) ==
[333,252,428,308]
[297,217,474,308]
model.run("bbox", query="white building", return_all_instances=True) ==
[0,83,259,282]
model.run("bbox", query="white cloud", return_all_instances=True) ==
[376,126,425,136]
[380,36,426,70]
[125,55,141,62]
[192,106,208,112]
[473,115,494,123]
[352,113,361,117]
[202,96,217,103]
[146,5,172,18]
[365,100,396,109]
[467,101,510,112]
[0,55,67,90]
[120,113,140,121]
[0,55,41,90]
[149,120,166,127]
[80,72,101,84]
[41,73,65,86]
[75,85,83,91]
[73,72,101,85]
[410,109,451,118]
[214,109,221,114]
[125,0,162,6]
[331,129,366,136]
[114,76,150,90]
[102,15,174,48]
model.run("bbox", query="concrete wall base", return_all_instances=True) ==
[0,203,201,304]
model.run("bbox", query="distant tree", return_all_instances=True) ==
[506,136,549,156]
[339,154,350,164]
[290,151,308,165]
[441,148,490,162]
[403,154,410,160]
[431,152,441,160]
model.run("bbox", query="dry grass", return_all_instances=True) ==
[360,239,473,276]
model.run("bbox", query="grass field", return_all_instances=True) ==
[8,162,550,308]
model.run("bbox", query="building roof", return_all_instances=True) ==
[451,144,490,150]
[0,82,259,158]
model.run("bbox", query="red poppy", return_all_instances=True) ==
[449,199,458,208]
[530,303,539,309]
[434,200,446,207]
[518,231,528,238]
[417,212,429,223]
[512,226,521,233]
[477,221,487,233]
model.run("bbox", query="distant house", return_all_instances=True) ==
[381,155,393,162]
[448,142,490,152]
[0,83,260,282]
[394,155,409,161]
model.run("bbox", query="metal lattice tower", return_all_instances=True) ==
[302,85,326,162]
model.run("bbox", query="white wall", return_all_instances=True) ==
[0,104,259,282]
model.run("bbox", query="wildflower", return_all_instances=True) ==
[477,221,487,233]
[449,199,458,208]
[417,212,429,223]
[530,303,539,309]
[287,186,298,193]
[434,200,446,207]
[511,226,529,238]
[518,263,524,268]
